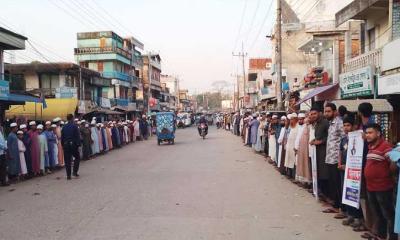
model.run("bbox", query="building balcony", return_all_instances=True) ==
[342,48,382,73]
[74,46,131,59]
[132,56,143,68]
[102,71,132,82]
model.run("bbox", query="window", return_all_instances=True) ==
[40,74,60,89]
[5,73,25,92]
[248,73,257,81]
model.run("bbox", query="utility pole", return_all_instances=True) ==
[232,41,247,111]
[276,0,283,110]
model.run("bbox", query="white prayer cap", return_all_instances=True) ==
[10,122,18,128]
[45,121,51,125]
[74,118,79,122]
[17,130,23,135]
[81,120,86,123]
[287,114,293,120]
[51,124,57,128]
[91,120,96,125]
[280,116,287,121]
[53,117,61,122]
[20,124,27,129]
[29,121,36,126]
[291,113,298,118]
[92,117,96,120]
[298,113,306,118]
[60,121,65,125]
[272,115,278,119]
[37,124,44,130]
[85,124,89,128]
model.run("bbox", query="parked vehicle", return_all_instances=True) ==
[156,112,176,145]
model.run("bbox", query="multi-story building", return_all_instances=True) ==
[335,0,400,142]
[142,54,162,112]
[247,58,273,110]
[270,0,354,111]
[0,27,43,122]
[74,31,142,114]
[160,74,179,110]
[4,62,112,121]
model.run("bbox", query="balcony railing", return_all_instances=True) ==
[102,71,132,82]
[343,48,382,73]
[74,46,131,60]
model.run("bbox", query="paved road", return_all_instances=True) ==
[0,127,359,240]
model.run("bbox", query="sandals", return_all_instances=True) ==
[353,224,368,232]
[342,217,354,226]
[322,208,339,213]
[360,232,378,239]
[334,213,347,219]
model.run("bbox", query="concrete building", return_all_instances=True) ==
[335,0,400,141]
[74,31,142,114]
[247,58,273,110]
[270,0,354,110]
[161,74,180,110]
[0,27,44,123]
[142,54,162,112]
[4,62,112,121]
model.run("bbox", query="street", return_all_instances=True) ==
[0,127,359,240]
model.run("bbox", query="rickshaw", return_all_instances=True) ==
[156,112,176,145]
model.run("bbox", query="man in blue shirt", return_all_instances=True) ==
[61,114,81,180]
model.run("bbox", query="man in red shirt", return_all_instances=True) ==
[364,123,396,240]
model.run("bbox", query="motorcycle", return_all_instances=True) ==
[199,123,207,139]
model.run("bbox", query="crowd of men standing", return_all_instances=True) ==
[221,102,400,240]
[0,114,153,183]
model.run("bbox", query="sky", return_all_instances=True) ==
[1,0,275,93]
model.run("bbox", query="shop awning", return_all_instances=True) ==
[332,99,393,112]
[6,93,43,103]
[6,98,78,121]
[296,84,339,105]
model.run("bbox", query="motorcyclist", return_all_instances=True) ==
[198,115,208,135]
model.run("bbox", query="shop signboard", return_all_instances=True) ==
[0,80,10,100]
[55,87,78,99]
[339,66,374,98]
[342,131,364,209]
[378,72,400,95]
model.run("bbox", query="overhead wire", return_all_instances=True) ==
[243,0,262,47]
[233,0,249,52]
[248,0,274,52]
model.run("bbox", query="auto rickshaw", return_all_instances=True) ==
[156,112,176,145]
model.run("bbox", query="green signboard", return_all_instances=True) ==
[339,66,374,99]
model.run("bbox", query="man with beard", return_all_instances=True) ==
[294,113,311,187]
[323,103,344,214]
[308,106,330,200]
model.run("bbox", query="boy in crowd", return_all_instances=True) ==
[338,115,363,229]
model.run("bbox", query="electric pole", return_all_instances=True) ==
[276,0,283,110]
[232,41,247,111]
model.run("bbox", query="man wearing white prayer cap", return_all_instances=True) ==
[53,117,61,123]
[19,124,27,130]
[7,122,20,178]
[29,121,36,126]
